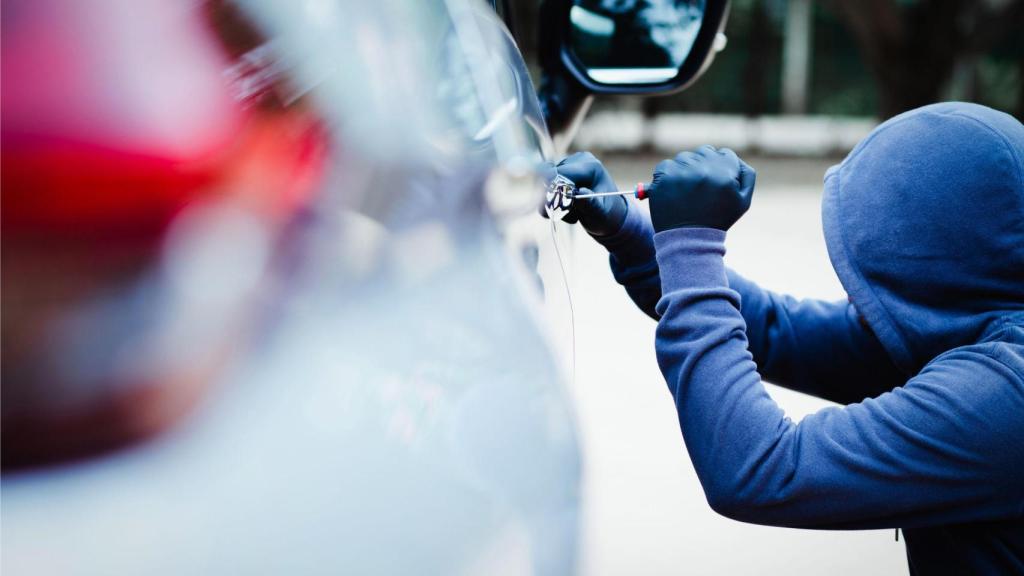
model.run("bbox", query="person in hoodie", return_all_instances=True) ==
[555,102,1024,574]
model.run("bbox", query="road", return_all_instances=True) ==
[563,154,909,575]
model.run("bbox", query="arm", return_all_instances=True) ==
[654,228,1024,528]
[550,152,663,320]
[595,199,904,401]
[593,201,662,320]
[727,270,905,401]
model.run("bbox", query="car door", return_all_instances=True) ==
[1,1,730,574]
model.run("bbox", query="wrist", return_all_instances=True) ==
[581,195,628,238]
[651,207,730,233]
[593,200,656,265]
[654,227,728,291]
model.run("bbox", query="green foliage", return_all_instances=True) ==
[807,3,876,116]
[976,57,1021,114]
[591,0,1021,119]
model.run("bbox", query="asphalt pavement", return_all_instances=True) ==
[565,154,909,575]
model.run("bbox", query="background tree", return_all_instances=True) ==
[827,0,1024,119]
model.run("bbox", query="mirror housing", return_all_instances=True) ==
[545,0,729,96]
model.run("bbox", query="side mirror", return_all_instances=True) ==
[556,0,729,95]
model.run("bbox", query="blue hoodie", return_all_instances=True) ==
[594,102,1024,574]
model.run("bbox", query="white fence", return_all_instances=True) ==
[574,111,878,157]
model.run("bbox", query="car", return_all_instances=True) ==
[0,0,728,574]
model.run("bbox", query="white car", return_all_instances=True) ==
[1,0,728,573]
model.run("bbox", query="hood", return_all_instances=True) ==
[822,102,1024,375]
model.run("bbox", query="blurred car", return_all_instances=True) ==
[1,0,728,574]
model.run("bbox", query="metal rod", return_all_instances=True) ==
[571,190,636,199]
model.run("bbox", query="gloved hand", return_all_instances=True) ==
[548,152,628,237]
[647,145,756,233]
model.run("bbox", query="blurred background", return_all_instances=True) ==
[519,1,1021,574]
[518,0,1023,155]
[523,0,1024,117]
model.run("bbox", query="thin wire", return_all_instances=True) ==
[547,211,576,389]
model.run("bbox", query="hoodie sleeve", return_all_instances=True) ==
[653,227,1024,529]
[593,200,663,321]
[726,270,905,402]
[599,205,904,402]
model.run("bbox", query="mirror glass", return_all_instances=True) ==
[569,0,705,84]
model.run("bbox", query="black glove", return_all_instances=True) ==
[647,145,756,233]
[550,152,628,238]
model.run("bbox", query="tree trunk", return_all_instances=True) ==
[742,0,772,117]
[1018,55,1024,121]
[829,0,1023,119]
[829,0,964,119]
